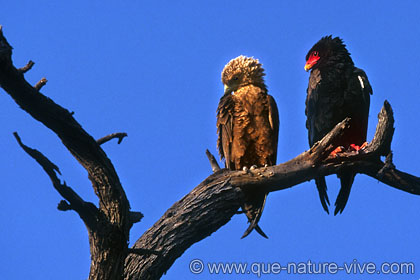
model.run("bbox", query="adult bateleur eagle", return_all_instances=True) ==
[304,36,372,215]
[217,55,279,238]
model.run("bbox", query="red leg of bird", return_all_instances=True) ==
[330,146,344,157]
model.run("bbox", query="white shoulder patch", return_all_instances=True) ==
[357,75,365,89]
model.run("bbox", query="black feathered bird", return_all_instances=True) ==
[304,36,372,215]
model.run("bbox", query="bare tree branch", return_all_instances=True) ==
[14,132,100,227]
[97,133,128,145]
[206,148,221,172]
[124,101,420,280]
[34,77,47,91]
[124,174,240,279]
[17,60,34,74]
[0,27,131,280]
[129,211,144,224]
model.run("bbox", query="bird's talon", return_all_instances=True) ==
[349,142,368,152]
[349,144,359,151]
[242,166,249,172]
[250,165,257,170]
[330,146,344,157]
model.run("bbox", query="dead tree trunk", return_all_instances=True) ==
[0,26,135,280]
[1,26,419,280]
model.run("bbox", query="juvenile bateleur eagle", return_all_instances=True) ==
[305,36,372,215]
[217,55,279,238]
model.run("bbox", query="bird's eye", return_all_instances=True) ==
[233,76,239,81]
[313,51,319,57]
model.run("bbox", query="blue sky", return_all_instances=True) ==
[1,1,420,279]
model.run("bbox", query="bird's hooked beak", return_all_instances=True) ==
[224,84,233,95]
[304,53,320,72]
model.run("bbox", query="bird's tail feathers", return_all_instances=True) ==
[241,192,268,239]
[315,176,330,214]
[242,223,268,239]
[334,172,355,215]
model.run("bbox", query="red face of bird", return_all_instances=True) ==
[304,51,320,72]
[304,35,353,72]
[221,55,266,95]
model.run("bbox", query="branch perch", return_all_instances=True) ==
[124,100,420,280]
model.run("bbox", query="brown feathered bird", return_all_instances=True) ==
[305,36,372,215]
[217,55,279,238]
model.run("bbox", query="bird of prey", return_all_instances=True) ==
[217,55,279,238]
[304,36,372,215]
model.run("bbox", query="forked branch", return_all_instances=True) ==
[13,132,100,228]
